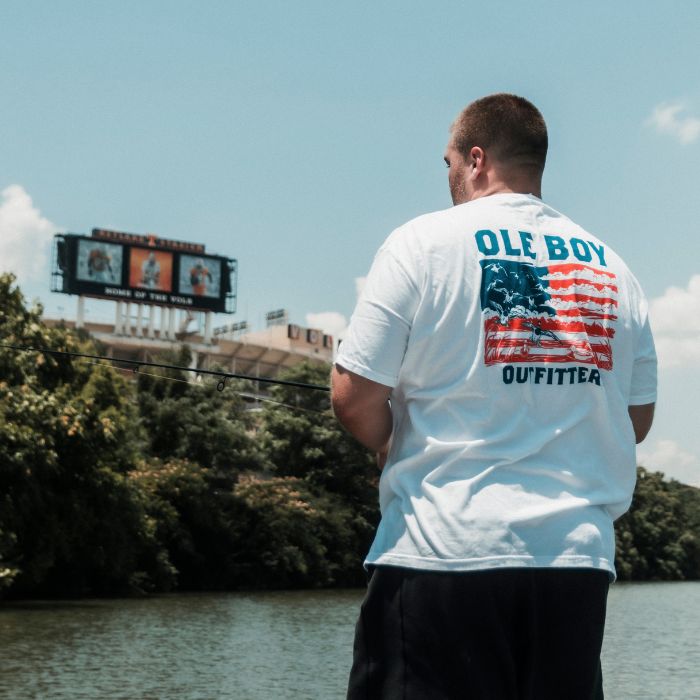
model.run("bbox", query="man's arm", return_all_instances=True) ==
[628,403,654,444]
[331,364,393,459]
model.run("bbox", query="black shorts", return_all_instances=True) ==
[347,566,609,700]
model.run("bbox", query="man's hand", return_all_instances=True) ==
[331,364,393,455]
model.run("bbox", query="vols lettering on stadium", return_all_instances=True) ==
[475,229,617,384]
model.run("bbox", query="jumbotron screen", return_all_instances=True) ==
[52,229,237,313]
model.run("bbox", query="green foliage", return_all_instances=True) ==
[257,362,379,573]
[5,271,699,597]
[233,475,369,587]
[615,466,700,580]
[135,347,262,473]
[0,273,156,595]
[129,458,248,590]
[0,277,379,596]
[0,526,20,591]
[260,362,379,514]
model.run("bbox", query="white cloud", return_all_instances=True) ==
[305,276,367,344]
[0,185,57,285]
[305,311,348,339]
[647,102,700,145]
[638,439,700,487]
[648,275,700,368]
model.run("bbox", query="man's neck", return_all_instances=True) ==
[468,172,542,201]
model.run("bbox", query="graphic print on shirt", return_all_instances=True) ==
[479,259,618,370]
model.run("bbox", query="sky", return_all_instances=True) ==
[1,1,699,486]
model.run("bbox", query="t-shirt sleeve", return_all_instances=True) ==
[336,238,421,388]
[629,312,657,406]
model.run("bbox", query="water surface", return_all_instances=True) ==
[1,583,698,699]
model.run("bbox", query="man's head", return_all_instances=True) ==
[445,94,548,205]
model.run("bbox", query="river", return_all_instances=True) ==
[1,582,698,699]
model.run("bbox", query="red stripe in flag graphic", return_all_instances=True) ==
[480,261,618,370]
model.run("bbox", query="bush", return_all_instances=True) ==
[615,467,700,580]
[233,475,371,588]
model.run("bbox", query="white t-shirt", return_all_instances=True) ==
[336,193,657,579]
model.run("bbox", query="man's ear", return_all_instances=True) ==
[469,146,485,179]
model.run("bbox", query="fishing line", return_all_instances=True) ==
[1,342,330,416]
[232,391,327,415]
[0,343,331,392]
[124,365,328,415]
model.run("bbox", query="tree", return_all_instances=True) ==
[129,458,249,590]
[135,347,262,475]
[615,467,700,580]
[253,362,380,584]
[0,273,164,596]
[259,362,379,514]
[232,474,369,587]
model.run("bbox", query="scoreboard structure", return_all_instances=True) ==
[51,228,237,314]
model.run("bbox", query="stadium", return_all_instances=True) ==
[46,227,334,389]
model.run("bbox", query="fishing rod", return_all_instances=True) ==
[0,343,331,392]
[102,362,329,415]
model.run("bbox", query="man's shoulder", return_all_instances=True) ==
[384,201,479,249]
[394,193,556,233]
[395,203,458,233]
[385,195,543,251]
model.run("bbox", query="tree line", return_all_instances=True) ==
[1,272,698,598]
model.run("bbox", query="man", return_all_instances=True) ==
[141,252,161,289]
[87,245,114,283]
[189,258,212,296]
[332,94,656,700]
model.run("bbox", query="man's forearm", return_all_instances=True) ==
[331,364,394,454]
[335,399,393,453]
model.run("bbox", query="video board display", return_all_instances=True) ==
[129,248,174,292]
[76,239,123,285]
[178,254,222,298]
[51,229,237,313]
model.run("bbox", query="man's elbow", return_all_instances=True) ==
[331,392,350,424]
[331,392,365,429]
[632,425,650,445]
[330,377,355,427]
[629,403,655,444]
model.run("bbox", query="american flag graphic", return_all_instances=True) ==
[479,259,618,370]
